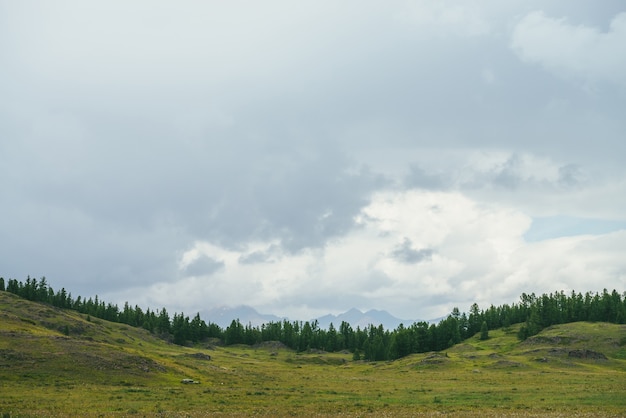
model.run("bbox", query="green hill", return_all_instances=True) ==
[1,291,625,416]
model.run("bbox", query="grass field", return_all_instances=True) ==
[1,291,625,417]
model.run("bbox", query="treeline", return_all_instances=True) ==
[1,276,624,361]
[0,276,221,344]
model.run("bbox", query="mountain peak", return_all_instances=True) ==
[202,305,420,330]
[202,305,284,328]
[346,307,363,314]
[316,308,417,330]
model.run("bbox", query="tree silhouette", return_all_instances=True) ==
[480,321,489,340]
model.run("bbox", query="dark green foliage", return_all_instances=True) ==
[299,321,313,352]
[325,323,337,352]
[224,319,245,345]
[390,324,412,359]
[156,308,171,334]
[518,308,542,340]
[172,313,189,345]
[480,321,489,340]
[502,314,511,329]
[0,277,4,291]
[3,275,625,360]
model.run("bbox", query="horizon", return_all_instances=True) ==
[1,2,625,323]
[5,276,622,331]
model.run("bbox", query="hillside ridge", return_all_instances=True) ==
[2,291,626,416]
[2,278,626,362]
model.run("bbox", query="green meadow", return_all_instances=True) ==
[1,291,625,417]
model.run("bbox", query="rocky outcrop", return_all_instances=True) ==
[568,349,607,360]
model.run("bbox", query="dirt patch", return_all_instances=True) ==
[568,349,607,360]
[489,360,524,368]
[286,355,346,366]
[185,352,212,361]
[453,343,476,352]
[523,335,579,346]
[419,353,449,365]
[0,348,30,364]
[253,341,290,351]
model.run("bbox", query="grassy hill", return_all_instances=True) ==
[1,291,625,417]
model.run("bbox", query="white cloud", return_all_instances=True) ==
[131,189,622,320]
[511,231,626,295]
[396,0,490,37]
[2,2,625,325]
[511,11,626,86]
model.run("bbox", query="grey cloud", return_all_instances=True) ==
[461,154,587,193]
[238,251,273,265]
[1,1,625,319]
[405,164,449,190]
[272,269,394,316]
[491,154,523,190]
[558,164,583,188]
[391,239,434,264]
[184,256,224,277]
[511,10,626,87]
[0,201,184,298]
[238,245,281,265]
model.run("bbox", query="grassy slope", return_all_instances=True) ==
[1,291,625,417]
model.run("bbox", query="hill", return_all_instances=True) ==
[1,291,625,416]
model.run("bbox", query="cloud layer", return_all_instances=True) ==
[1,1,624,321]
[512,11,626,87]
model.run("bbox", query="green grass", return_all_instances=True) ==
[1,291,625,416]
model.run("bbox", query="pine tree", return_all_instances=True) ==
[172,313,190,345]
[326,323,337,352]
[224,319,244,345]
[502,314,511,330]
[157,308,171,334]
[480,321,489,340]
[37,277,49,302]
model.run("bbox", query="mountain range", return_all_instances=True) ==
[316,308,420,330]
[201,305,424,330]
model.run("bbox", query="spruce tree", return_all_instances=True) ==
[480,321,489,340]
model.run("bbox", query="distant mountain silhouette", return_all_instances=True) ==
[316,308,419,330]
[202,305,285,328]
[203,305,423,330]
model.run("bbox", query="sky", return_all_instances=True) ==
[1,1,625,322]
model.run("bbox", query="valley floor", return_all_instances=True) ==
[1,291,625,416]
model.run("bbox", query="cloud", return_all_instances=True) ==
[391,238,434,264]
[487,152,574,190]
[124,189,626,321]
[1,2,625,324]
[395,0,491,37]
[238,245,280,265]
[510,231,626,295]
[403,150,589,195]
[405,164,450,190]
[511,11,626,87]
[182,256,224,277]
[524,216,626,242]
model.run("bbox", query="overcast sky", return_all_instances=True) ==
[1,1,625,321]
